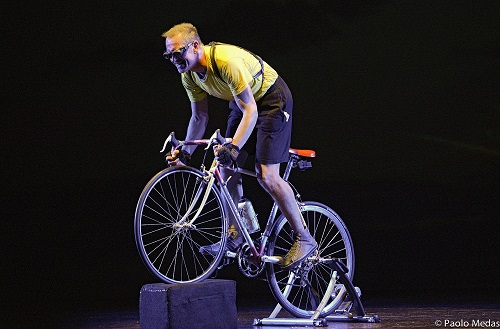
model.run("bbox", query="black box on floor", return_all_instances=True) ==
[139,279,237,329]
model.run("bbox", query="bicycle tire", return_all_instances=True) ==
[134,166,227,283]
[266,201,355,318]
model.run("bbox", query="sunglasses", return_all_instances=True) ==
[163,41,193,60]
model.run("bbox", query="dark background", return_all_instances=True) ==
[2,0,499,327]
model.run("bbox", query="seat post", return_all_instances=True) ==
[282,154,298,181]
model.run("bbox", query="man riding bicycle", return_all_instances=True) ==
[162,22,317,269]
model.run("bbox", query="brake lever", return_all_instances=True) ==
[205,129,227,150]
[160,132,180,153]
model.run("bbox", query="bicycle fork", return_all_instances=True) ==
[172,170,216,230]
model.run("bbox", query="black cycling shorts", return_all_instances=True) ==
[225,76,293,165]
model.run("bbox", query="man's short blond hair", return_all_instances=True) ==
[161,23,201,43]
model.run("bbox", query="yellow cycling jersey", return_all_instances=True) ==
[181,43,278,102]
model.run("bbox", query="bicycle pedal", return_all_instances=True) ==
[217,255,236,269]
[225,250,238,258]
[261,255,283,264]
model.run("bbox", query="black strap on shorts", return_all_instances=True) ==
[208,41,264,84]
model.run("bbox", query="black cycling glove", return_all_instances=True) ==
[166,149,191,166]
[216,143,240,166]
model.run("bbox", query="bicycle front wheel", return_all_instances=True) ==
[134,166,227,283]
[266,201,355,318]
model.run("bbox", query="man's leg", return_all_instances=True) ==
[256,163,317,268]
[199,167,243,256]
[220,167,244,242]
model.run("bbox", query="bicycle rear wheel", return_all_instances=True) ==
[134,166,227,283]
[266,201,355,318]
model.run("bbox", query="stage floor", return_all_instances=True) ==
[64,303,500,329]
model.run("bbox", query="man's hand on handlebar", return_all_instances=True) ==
[166,149,191,166]
[214,143,240,167]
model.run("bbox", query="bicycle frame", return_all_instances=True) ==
[163,129,303,264]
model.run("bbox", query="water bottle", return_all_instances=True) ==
[238,198,260,234]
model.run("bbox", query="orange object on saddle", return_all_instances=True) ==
[289,148,316,158]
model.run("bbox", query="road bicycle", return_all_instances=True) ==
[134,129,355,318]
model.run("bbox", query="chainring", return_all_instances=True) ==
[237,242,265,278]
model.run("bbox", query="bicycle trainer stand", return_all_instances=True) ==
[254,258,380,327]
